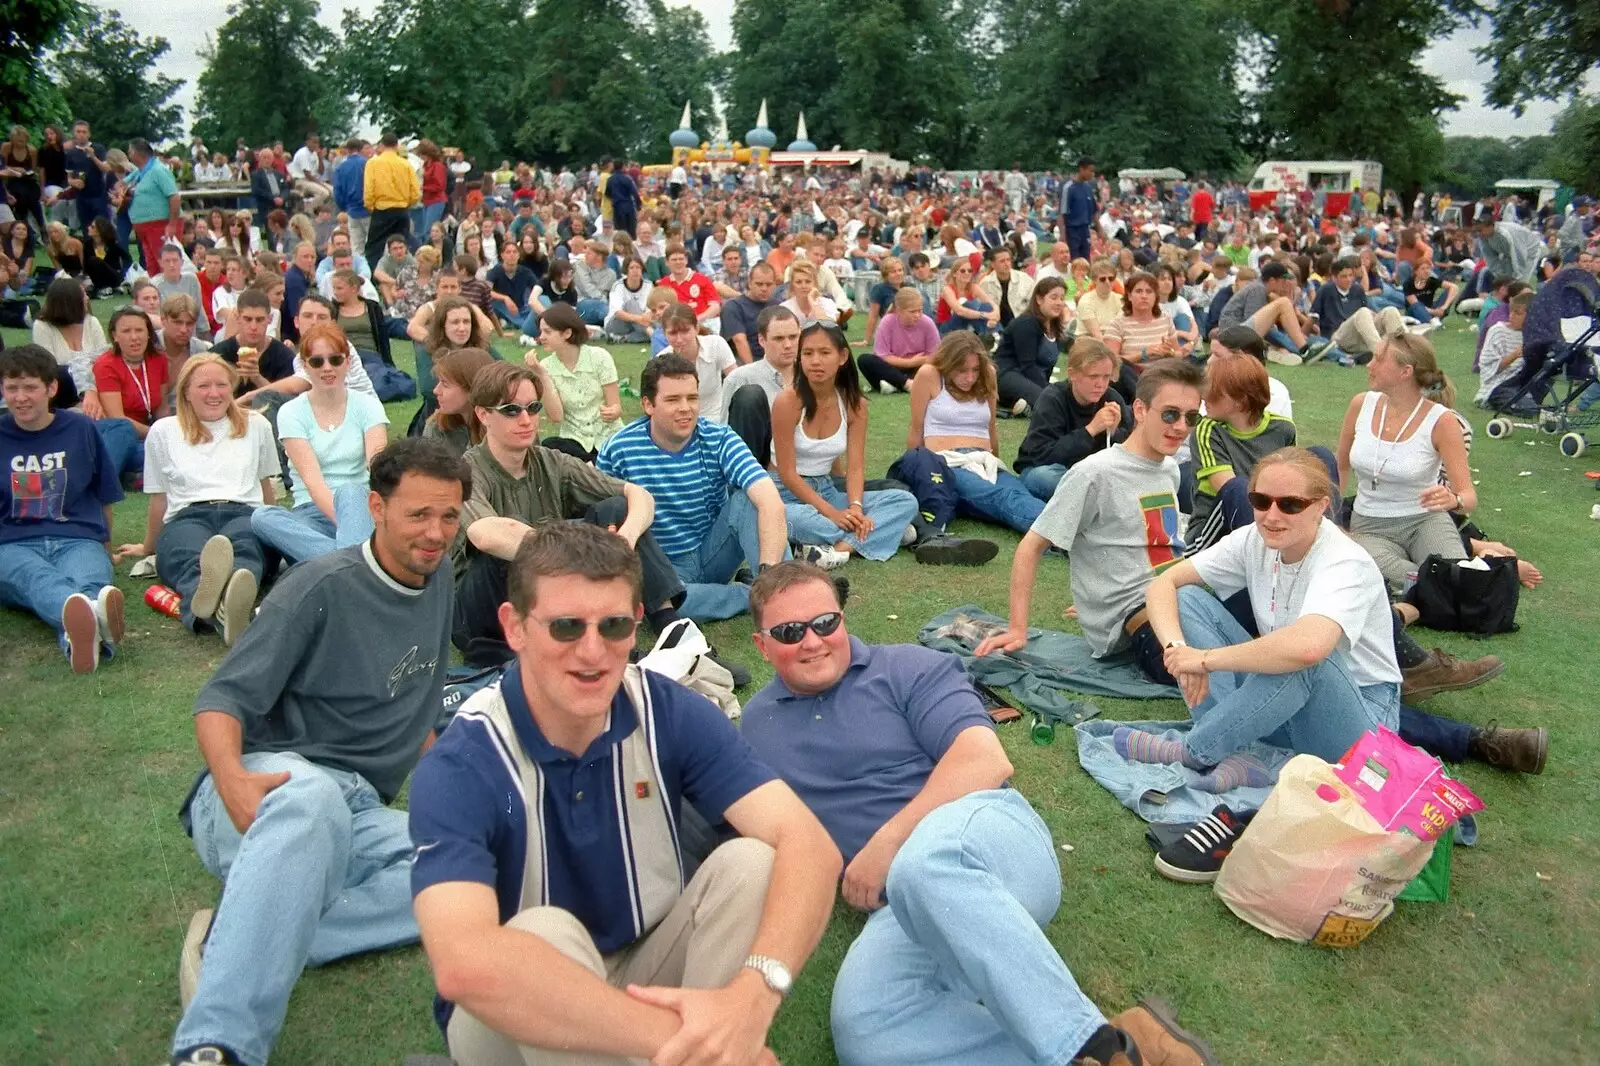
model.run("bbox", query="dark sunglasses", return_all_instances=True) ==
[1247,492,1316,515]
[305,354,346,369]
[489,401,543,418]
[1095,275,1116,282]
[539,615,638,642]
[1159,407,1203,427]
[762,611,843,645]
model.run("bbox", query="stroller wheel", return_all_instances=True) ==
[1560,432,1587,458]
[1486,418,1514,440]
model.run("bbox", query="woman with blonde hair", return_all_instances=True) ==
[1013,336,1131,501]
[250,323,388,562]
[115,354,279,642]
[284,212,317,258]
[779,259,838,325]
[1336,332,1474,589]
[392,244,442,321]
[423,346,497,456]
[937,259,999,336]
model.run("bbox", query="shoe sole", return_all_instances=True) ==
[1153,854,1222,885]
[179,908,213,1010]
[62,595,99,674]
[1527,728,1549,774]
[915,540,1000,566]
[97,585,125,645]
[190,536,234,623]
[1137,995,1222,1066]
[220,569,257,647]
[1402,658,1506,702]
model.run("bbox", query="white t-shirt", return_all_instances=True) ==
[289,146,320,181]
[781,295,839,326]
[143,411,282,516]
[1189,519,1402,688]
[690,335,736,421]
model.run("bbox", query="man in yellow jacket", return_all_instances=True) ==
[362,132,420,266]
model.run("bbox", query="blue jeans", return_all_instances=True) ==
[939,300,995,336]
[0,536,115,658]
[1405,293,1450,325]
[249,485,374,564]
[947,454,1045,535]
[780,476,919,561]
[831,789,1104,1066]
[173,753,418,1066]
[666,490,788,621]
[1176,585,1398,765]
[576,298,609,327]
[1370,284,1405,312]
[1263,326,1302,354]
[1020,463,1066,502]
[96,416,143,475]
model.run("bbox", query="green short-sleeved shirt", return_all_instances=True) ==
[541,344,621,452]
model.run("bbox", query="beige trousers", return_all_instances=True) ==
[1331,306,1405,355]
[448,838,775,1066]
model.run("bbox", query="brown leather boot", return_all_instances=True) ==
[1469,721,1548,774]
[1107,998,1220,1066]
[1401,648,1505,702]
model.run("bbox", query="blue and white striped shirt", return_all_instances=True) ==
[597,417,770,557]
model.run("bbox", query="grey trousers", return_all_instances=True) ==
[1350,508,1467,587]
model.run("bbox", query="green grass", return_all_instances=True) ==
[2,308,1597,1065]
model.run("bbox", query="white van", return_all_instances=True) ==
[1247,161,1383,216]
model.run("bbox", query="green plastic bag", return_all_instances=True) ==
[1397,832,1453,903]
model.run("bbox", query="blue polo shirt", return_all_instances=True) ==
[128,158,179,224]
[409,662,776,1025]
[740,638,995,863]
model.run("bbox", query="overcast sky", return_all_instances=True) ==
[96,0,1562,144]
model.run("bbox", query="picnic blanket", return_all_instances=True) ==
[1073,719,1293,824]
[918,606,1181,727]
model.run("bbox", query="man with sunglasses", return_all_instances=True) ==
[169,439,468,1066]
[977,359,1206,687]
[1073,258,1124,340]
[740,561,1214,1066]
[409,523,841,1066]
[450,362,694,671]
[598,352,788,622]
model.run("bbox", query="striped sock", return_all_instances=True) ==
[1193,753,1274,793]
[1113,726,1189,766]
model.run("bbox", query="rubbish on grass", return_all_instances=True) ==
[1536,872,1554,882]
[887,614,899,620]
[1589,504,1600,521]
[1518,470,1534,476]
[1060,843,1075,853]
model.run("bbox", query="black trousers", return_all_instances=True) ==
[856,352,912,393]
[451,496,687,666]
[365,207,411,267]
[726,384,774,468]
[997,366,1050,410]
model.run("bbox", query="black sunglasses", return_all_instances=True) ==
[1159,407,1203,427]
[538,615,638,643]
[762,611,844,645]
[1247,492,1316,515]
[305,354,346,369]
[489,401,543,418]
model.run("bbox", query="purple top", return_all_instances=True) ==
[874,312,940,359]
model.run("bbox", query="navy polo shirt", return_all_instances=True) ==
[740,638,995,864]
[410,662,776,1015]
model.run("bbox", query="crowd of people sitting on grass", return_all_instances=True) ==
[1,133,1591,1066]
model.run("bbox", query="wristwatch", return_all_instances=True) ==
[743,954,793,998]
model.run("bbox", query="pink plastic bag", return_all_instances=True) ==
[1334,727,1483,841]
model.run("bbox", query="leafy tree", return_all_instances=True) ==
[636,1,725,158]
[1437,134,1554,197]
[52,7,184,146]
[1476,0,1600,111]
[516,0,652,164]
[334,0,530,163]
[726,0,844,156]
[0,0,85,128]
[1241,0,1461,190]
[1542,96,1600,194]
[192,0,348,148]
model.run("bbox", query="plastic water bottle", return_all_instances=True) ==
[144,585,182,619]
[618,376,636,399]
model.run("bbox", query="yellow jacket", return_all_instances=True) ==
[364,150,420,212]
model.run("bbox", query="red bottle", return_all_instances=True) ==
[144,585,182,619]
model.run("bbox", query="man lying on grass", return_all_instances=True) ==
[408,522,840,1066]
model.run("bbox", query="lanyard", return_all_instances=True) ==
[123,358,152,418]
[1369,394,1427,489]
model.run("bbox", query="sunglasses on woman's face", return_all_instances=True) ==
[1247,492,1315,515]
[762,611,844,645]
[1158,407,1202,427]
[538,614,638,643]
[305,354,346,369]
[490,401,543,418]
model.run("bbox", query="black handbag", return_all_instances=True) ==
[1403,553,1520,635]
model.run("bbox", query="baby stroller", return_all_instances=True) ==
[1484,266,1600,457]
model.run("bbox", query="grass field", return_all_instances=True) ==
[2,306,1596,1066]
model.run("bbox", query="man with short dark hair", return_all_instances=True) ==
[0,344,125,674]
[1060,157,1097,260]
[720,261,784,365]
[598,354,788,621]
[603,156,641,236]
[210,291,296,399]
[1216,261,1312,359]
[127,137,181,272]
[333,138,372,256]
[363,132,420,265]
[167,438,468,1066]
[64,120,113,235]
[722,305,802,465]
[486,241,539,334]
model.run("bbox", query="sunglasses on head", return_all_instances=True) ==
[490,400,543,418]
[1158,407,1202,427]
[538,615,638,643]
[761,611,843,645]
[1247,492,1316,515]
[305,354,346,369]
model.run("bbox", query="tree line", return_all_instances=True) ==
[6,0,1598,194]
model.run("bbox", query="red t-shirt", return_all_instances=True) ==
[197,271,224,332]
[658,271,718,315]
[92,350,169,425]
[1190,189,1214,224]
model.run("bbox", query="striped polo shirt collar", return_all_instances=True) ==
[498,660,640,764]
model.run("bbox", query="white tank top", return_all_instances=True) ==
[924,382,991,440]
[1350,390,1448,518]
[793,392,848,476]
